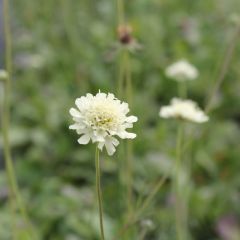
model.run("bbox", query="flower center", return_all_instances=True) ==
[87,104,119,130]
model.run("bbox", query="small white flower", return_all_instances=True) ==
[69,92,138,155]
[165,59,198,81]
[159,98,209,123]
[0,70,8,80]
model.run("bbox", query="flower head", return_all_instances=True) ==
[116,24,142,53]
[165,59,198,81]
[69,92,138,155]
[159,98,209,123]
[117,24,133,45]
[0,70,8,80]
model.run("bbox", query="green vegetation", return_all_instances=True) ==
[0,0,240,239]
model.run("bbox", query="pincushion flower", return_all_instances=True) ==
[69,92,138,155]
[165,59,198,81]
[159,98,209,123]
[0,69,8,80]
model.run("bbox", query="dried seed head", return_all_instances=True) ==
[117,24,133,45]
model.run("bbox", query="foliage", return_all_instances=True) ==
[0,0,240,239]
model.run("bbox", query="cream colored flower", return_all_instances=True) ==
[0,70,8,80]
[165,60,198,81]
[159,98,209,123]
[69,92,138,155]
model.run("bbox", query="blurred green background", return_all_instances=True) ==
[0,0,240,239]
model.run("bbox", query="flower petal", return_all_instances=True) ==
[69,124,80,130]
[69,108,82,118]
[78,134,91,144]
[105,141,116,156]
[118,131,136,139]
[126,116,138,123]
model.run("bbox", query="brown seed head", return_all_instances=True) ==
[117,24,133,45]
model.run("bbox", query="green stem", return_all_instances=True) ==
[117,50,125,98]
[125,52,132,105]
[1,77,17,238]
[2,1,35,238]
[95,147,105,240]
[116,0,135,236]
[205,24,240,113]
[178,81,187,99]
[175,123,186,240]
[60,0,79,56]
[117,0,125,25]
[139,228,147,240]
[125,52,134,220]
[137,166,172,218]
[115,124,188,240]
[126,140,133,215]
[116,0,126,98]
[112,164,174,240]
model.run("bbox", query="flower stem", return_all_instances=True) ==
[125,51,132,105]
[95,146,105,240]
[117,50,126,98]
[137,169,170,217]
[1,76,17,238]
[205,24,240,113]
[125,52,134,220]
[116,0,126,98]
[178,81,187,99]
[126,140,133,215]
[2,1,35,238]
[112,165,174,240]
[116,0,135,235]
[175,123,187,240]
[1,4,16,234]
[117,0,125,25]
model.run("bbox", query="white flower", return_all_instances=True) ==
[69,92,138,155]
[165,59,198,81]
[159,98,209,123]
[0,70,8,80]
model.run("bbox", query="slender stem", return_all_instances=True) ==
[117,0,125,25]
[116,0,126,98]
[117,50,125,98]
[125,52,134,222]
[178,81,187,99]
[60,0,79,56]
[112,164,174,240]
[175,123,186,240]
[137,166,172,217]
[3,0,12,78]
[116,0,135,236]
[205,24,240,113]
[95,147,105,240]
[2,1,35,238]
[139,228,147,240]
[125,52,132,105]
[112,217,139,240]
[1,79,17,238]
[2,2,16,238]
[126,140,133,214]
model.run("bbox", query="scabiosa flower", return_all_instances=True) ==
[165,59,199,81]
[159,98,209,123]
[69,92,138,155]
[0,69,8,80]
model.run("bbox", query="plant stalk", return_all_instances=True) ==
[95,146,105,240]
[117,0,125,25]
[174,123,187,240]
[205,24,240,113]
[2,1,35,238]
